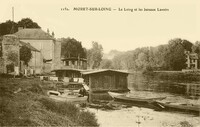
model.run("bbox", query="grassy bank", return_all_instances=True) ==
[0,77,99,126]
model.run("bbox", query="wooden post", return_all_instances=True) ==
[89,75,92,103]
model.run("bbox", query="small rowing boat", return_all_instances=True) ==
[47,90,88,103]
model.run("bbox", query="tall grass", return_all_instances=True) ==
[0,77,99,126]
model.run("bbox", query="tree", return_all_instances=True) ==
[165,38,186,70]
[192,41,200,54]
[0,20,18,36]
[135,52,149,70]
[153,45,169,70]
[17,18,40,28]
[87,42,103,69]
[0,18,41,36]
[7,51,19,65]
[112,54,123,70]
[182,40,193,52]
[61,38,86,59]
[100,59,113,69]
[20,45,32,65]
[0,37,2,57]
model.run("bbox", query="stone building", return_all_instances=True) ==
[0,35,20,74]
[0,35,43,75]
[185,51,199,70]
[14,28,55,73]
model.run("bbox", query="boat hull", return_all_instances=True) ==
[47,90,88,103]
[49,95,88,103]
[155,101,200,114]
[108,91,126,98]
[108,92,166,110]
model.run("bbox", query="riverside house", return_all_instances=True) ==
[14,28,55,73]
[185,51,199,70]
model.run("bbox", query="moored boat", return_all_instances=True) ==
[47,83,89,103]
[155,100,200,113]
[108,91,127,98]
[48,93,88,103]
[108,92,166,104]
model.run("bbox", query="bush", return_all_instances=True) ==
[39,97,99,126]
[180,121,193,127]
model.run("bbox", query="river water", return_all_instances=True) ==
[128,72,200,96]
[88,72,200,127]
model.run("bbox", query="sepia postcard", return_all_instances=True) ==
[0,0,200,127]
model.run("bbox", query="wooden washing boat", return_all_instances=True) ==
[155,100,200,113]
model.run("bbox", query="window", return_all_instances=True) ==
[65,61,69,66]
[71,60,75,65]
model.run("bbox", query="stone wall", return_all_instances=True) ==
[0,58,4,74]
[52,40,62,70]
[0,39,3,73]
[2,35,20,73]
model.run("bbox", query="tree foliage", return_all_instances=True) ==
[109,38,195,71]
[192,41,200,54]
[17,18,40,28]
[100,59,113,69]
[164,38,187,70]
[0,20,18,36]
[20,45,32,65]
[7,51,19,66]
[61,38,86,59]
[0,18,41,36]
[87,42,103,69]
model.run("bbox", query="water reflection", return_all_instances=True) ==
[128,73,200,97]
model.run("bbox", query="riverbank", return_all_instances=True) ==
[0,77,98,126]
[88,105,200,127]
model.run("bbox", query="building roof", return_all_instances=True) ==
[81,69,129,75]
[189,53,198,59]
[19,41,40,52]
[14,28,53,40]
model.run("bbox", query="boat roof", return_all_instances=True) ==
[81,69,129,75]
[61,57,87,61]
[51,68,85,72]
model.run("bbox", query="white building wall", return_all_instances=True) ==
[21,39,54,73]
[28,51,43,74]
[20,39,54,60]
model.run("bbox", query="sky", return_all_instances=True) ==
[0,0,200,53]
